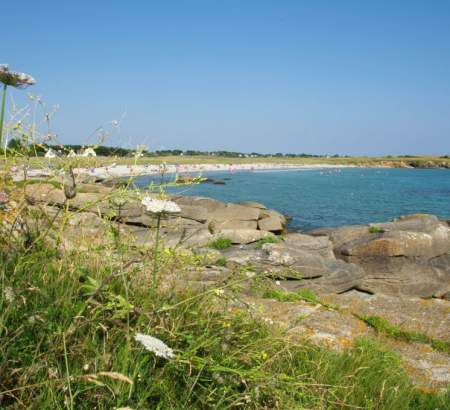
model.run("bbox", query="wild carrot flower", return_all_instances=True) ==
[45,149,56,159]
[0,65,36,148]
[134,333,175,359]
[4,286,14,303]
[81,147,96,157]
[0,65,36,88]
[141,197,181,214]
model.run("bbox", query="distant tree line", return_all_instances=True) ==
[14,139,446,159]
[5,139,350,158]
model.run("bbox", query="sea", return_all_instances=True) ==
[134,168,450,231]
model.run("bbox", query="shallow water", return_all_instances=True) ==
[134,168,450,230]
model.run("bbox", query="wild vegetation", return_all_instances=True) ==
[1,225,449,409]
[0,71,449,409]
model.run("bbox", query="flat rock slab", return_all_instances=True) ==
[217,229,274,244]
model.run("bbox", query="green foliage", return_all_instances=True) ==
[254,235,280,248]
[216,256,227,267]
[361,315,450,354]
[368,225,385,234]
[209,237,232,250]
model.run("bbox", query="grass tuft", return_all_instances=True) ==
[254,236,280,248]
[368,225,385,234]
[360,315,450,354]
[209,237,233,250]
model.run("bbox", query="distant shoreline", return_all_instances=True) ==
[74,162,358,180]
[12,157,450,181]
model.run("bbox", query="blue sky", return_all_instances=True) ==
[4,1,450,155]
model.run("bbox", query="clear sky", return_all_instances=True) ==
[3,0,450,155]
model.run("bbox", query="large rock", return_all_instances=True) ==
[223,239,364,293]
[321,214,450,297]
[209,219,258,232]
[123,225,213,249]
[26,183,66,205]
[178,204,208,222]
[217,229,273,244]
[172,196,226,213]
[308,225,370,249]
[209,203,261,222]
[124,214,202,229]
[261,243,364,292]
[258,209,286,232]
[238,201,267,209]
[283,233,335,259]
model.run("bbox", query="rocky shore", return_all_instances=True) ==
[22,179,450,388]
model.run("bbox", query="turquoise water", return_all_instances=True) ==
[135,168,450,230]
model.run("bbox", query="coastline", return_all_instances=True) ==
[74,162,358,180]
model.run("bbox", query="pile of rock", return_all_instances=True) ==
[309,214,450,298]
[24,182,287,249]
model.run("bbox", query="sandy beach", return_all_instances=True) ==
[71,162,357,180]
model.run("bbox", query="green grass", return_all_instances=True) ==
[263,287,340,309]
[360,315,450,354]
[254,236,280,248]
[209,237,233,250]
[1,241,449,408]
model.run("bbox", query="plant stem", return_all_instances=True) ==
[152,214,162,290]
[62,333,74,410]
[0,83,7,151]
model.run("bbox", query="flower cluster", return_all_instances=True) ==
[0,65,36,88]
[141,196,181,214]
[134,333,175,359]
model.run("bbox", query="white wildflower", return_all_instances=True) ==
[213,288,225,296]
[245,271,255,278]
[134,333,175,359]
[0,64,36,88]
[44,149,56,159]
[262,317,274,325]
[141,196,181,214]
[275,280,281,286]
[81,147,96,157]
[4,286,14,303]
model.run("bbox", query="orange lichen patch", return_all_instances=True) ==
[0,183,25,224]
[321,290,450,341]
[375,335,450,390]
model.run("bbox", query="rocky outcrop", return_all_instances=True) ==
[310,214,450,298]
[222,233,365,293]
[25,183,288,247]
